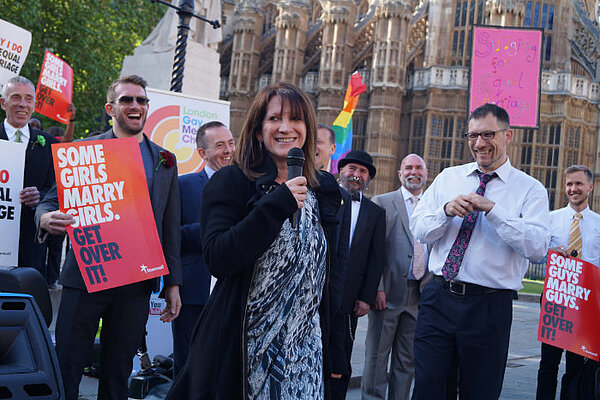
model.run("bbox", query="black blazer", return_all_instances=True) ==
[340,195,386,313]
[35,130,182,290]
[0,123,58,268]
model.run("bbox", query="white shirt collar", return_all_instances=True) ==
[400,185,422,202]
[567,204,590,218]
[465,157,512,183]
[3,119,30,143]
[204,165,216,179]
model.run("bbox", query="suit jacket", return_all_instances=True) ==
[178,169,211,305]
[0,123,58,268]
[340,194,386,313]
[373,189,431,308]
[35,130,182,290]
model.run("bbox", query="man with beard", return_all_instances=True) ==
[36,75,182,399]
[330,150,385,399]
[536,165,600,399]
[362,154,429,399]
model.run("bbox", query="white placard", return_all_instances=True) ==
[0,19,32,93]
[0,140,26,268]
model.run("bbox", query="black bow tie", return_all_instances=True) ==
[351,192,361,202]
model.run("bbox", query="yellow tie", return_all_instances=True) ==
[15,130,23,143]
[568,213,583,257]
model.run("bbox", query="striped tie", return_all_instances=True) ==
[568,213,583,257]
[15,130,23,143]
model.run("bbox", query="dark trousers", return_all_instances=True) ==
[56,282,152,400]
[171,303,204,377]
[45,234,65,285]
[412,278,513,400]
[329,313,358,400]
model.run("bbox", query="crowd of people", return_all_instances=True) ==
[1,73,598,400]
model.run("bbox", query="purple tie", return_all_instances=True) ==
[442,171,497,281]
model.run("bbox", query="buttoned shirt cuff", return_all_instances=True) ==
[435,205,452,225]
[484,202,507,226]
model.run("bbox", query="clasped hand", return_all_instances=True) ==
[444,193,495,218]
[285,176,307,209]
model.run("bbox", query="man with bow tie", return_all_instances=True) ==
[410,103,550,399]
[0,76,58,271]
[362,153,429,400]
[329,149,385,399]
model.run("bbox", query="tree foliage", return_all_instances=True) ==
[0,0,165,136]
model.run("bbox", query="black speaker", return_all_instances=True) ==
[0,268,52,327]
[0,293,63,399]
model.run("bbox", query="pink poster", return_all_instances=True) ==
[469,26,542,128]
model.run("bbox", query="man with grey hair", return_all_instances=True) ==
[173,120,234,376]
[536,164,600,399]
[362,154,429,399]
[0,76,58,270]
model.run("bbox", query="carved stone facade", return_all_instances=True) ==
[219,0,600,209]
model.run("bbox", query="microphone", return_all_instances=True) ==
[287,147,305,229]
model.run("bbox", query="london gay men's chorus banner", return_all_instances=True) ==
[538,250,600,361]
[469,26,542,128]
[0,141,26,267]
[145,87,230,176]
[52,138,168,292]
[0,19,31,92]
[35,50,73,124]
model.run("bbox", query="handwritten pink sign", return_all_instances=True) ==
[469,26,542,128]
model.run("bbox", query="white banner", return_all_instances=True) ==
[0,141,26,268]
[0,19,32,93]
[145,87,230,175]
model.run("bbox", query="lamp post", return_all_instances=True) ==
[151,0,221,93]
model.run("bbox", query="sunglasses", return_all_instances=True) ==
[113,96,150,106]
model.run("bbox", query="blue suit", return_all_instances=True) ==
[172,169,213,375]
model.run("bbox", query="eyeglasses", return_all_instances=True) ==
[464,129,505,141]
[113,96,150,106]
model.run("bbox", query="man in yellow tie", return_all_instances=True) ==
[0,76,58,271]
[536,164,600,399]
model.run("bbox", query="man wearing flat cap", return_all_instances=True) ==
[329,150,386,399]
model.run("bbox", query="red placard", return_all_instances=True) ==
[51,138,168,292]
[538,250,600,360]
[35,50,73,124]
[469,26,542,128]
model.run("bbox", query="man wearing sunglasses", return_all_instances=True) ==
[410,103,550,399]
[36,75,182,400]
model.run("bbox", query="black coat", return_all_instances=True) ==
[0,123,58,269]
[167,156,342,400]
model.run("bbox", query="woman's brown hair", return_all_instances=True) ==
[234,82,319,188]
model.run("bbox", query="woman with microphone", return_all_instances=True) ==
[167,82,342,399]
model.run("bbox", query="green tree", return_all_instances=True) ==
[0,0,165,136]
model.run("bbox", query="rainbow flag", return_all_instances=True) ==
[329,72,367,174]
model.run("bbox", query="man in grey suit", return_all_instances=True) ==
[361,153,428,399]
[36,75,181,400]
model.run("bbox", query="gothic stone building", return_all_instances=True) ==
[218,0,600,210]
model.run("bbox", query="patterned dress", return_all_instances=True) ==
[246,190,327,399]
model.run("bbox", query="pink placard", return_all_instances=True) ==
[469,26,542,128]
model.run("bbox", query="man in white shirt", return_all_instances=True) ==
[362,154,428,399]
[536,164,600,400]
[410,103,550,399]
